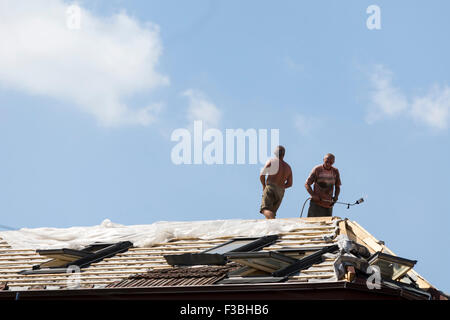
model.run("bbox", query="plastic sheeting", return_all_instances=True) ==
[0,218,328,250]
[333,234,371,280]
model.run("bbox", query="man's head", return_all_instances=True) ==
[274,145,285,159]
[323,153,335,169]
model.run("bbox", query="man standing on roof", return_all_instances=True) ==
[259,146,293,219]
[305,153,341,217]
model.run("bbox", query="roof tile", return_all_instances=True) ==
[106,264,240,288]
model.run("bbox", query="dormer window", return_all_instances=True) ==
[164,235,279,266]
[19,241,133,275]
[368,252,417,281]
[219,244,340,284]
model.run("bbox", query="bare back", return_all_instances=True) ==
[266,158,292,188]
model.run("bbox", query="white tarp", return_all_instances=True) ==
[0,218,331,250]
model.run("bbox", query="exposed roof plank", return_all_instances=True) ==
[0,252,48,257]
[346,220,433,290]
[0,256,48,261]
[102,251,199,259]
[0,268,145,281]
[299,269,334,274]
[0,249,36,253]
[279,233,335,239]
[275,240,335,245]
[4,275,129,282]
[338,220,348,237]
[125,249,206,254]
[290,274,337,279]
[284,226,335,231]
[136,241,225,247]
[116,251,206,257]
[95,260,166,265]
[147,244,217,249]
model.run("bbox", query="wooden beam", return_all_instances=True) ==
[347,220,433,290]
[289,274,336,280]
[338,220,348,237]
[345,266,356,282]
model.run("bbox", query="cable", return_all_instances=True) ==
[300,197,364,217]
[300,197,311,218]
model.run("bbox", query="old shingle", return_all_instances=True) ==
[107,264,241,288]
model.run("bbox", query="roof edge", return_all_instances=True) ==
[345,219,434,290]
[0,280,427,300]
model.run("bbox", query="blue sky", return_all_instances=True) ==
[0,0,449,292]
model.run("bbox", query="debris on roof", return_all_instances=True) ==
[0,218,336,250]
[0,282,8,291]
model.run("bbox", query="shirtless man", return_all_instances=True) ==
[259,146,293,219]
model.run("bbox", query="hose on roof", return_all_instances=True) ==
[300,197,365,217]
[300,197,311,218]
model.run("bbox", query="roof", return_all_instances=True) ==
[0,216,447,300]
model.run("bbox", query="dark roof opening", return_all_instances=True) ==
[219,245,340,284]
[164,235,279,266]
[272,244,339,277]
[219,251,297,284]
[225,251,298,273]
[203,236,279,254]
[19,241,133,275]
[36,248,92,268]
[220,245,339,284]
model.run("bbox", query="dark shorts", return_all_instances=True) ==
[260,184,285,216]
[307,200,333,217]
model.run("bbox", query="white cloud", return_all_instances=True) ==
[182,89,221,128]
[366,65,408,124]
[284,56,304,73]
[367,65,450,130]
[410,85,450,130]
[0,0,169,127]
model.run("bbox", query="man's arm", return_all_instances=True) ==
[305,183,313,196]
[333,169,342,202]
[305,183,319,202]
[334,185,340,201]
[260,160,271,190]
[260,174,266,189]
[284,167,293,189]
[305,168,319,202]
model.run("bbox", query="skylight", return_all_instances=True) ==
[219,245,340,284]
[164,235,279,266]
[203,239,258,255]
[225,251,298,273]
[368,252,417,281]
[19,241,133,275]
[203,236,279,254]
[272,244,339,277]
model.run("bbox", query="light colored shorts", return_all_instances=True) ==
[260,184,285,216]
